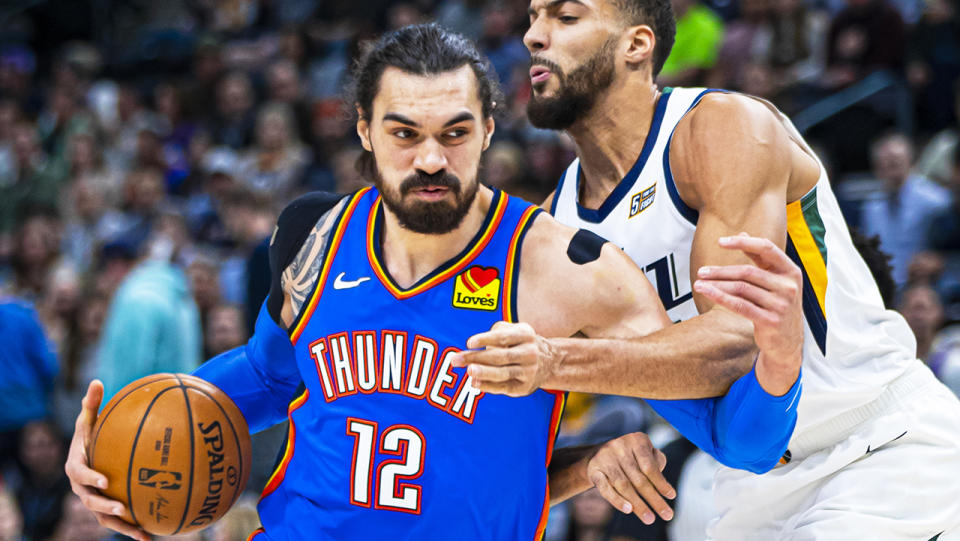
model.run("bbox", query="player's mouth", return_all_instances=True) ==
[410,185,452,201]
[530,66,551,86]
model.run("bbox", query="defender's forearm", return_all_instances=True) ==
[544,310,757,399]
[547,445,597,505]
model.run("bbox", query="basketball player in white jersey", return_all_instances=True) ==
[454,0,960,539]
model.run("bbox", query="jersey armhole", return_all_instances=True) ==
[267,191,350,326]
[663,89,728,226]
[502,207,544,324]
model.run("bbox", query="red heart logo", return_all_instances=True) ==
[463,266,499,293]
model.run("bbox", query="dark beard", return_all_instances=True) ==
[373,166,479,234]
[527,38,617,130]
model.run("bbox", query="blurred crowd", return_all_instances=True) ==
[0,0,958,539]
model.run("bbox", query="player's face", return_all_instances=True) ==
[357,65,494,234]
[524,0,620,129]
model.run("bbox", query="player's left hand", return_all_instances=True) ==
[587,432,675,525]
[694,233,804,394]
[450,321,559,396]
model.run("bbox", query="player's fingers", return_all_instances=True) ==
[590,471,634,516]
[718,235,793,271]
[93,512,149,541]
[454,347,518,368]
[466,363,521,384]
[622,450,677,504]
[465,323,534,350]
[470,378,527,396]
[77,487,127,516]
[79,380,104,429]
[694,280,775,324]
[65,457,109,491]
[656,448,668,472]
[694,278,787,313]
[621,454,674,520]
[607,469,657,524]
[697,265,796,295]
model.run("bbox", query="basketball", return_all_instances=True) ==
[88,374,252,535]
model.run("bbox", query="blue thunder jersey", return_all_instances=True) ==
[251,187,564,541]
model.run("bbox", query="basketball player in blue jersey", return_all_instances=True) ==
[456,1,960,539]
[63,24,805,541]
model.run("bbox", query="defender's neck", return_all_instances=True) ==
[567,82,661,209]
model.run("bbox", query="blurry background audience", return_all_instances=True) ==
[1,0,959,539]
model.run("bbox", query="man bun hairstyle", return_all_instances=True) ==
[348,23,505,121]
[613,0,676,76]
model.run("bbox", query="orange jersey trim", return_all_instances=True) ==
[245,528,265,541]
[366,193,509,300]
[260,389,310,499]
[290,188,371,345]
[501,206,540,323]
[533,390,566,540]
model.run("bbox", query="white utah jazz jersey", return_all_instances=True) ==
[551,87,919,435]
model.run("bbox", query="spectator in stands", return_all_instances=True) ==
[916,82,959,186]
[204,304,247,357]
[95,230,201,401]
[858,132,950,285]
[769,0,829,87]
[9,209,62,301]
[210,71,256,149]
[266,59,313,151]
[565,489,615,541]
[898,283,945,361]
[237,102,310,198]
[707,0,770,90]
[0,122,66,236]
[906,0,960,134]
[823,0,906,88]
[46,494,109,541]
[658,0,725,87]
[0,300,57,469]
[14,420,69,541]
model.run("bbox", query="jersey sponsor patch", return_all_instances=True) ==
[629,183,656,218]
[452,265,500,311]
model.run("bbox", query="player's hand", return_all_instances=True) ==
[694,233,804,395]
[450,321,559,397]
[587,432,675,525]
[65,380,150,541]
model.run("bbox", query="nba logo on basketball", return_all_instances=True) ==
[452,266,500,311]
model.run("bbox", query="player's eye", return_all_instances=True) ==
[558,15,578,23]
[392,128,416,140]
[445,128,468,139]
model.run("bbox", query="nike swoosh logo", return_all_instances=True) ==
[866,430,908,454]
[333,272,371,290]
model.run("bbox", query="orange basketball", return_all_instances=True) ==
[89,374,252,535]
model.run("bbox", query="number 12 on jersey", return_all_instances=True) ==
[346,418,426,513]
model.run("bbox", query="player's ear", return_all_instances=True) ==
[482,115,495,151]
[356,106,372,152]
[623,24,655,67]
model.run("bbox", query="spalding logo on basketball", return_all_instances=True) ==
[89,374,252,535]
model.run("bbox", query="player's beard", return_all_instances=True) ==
[373,160,480,235]
[527,37,617,130]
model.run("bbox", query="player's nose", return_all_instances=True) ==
[523,18,548,52]
[412,138,447,174]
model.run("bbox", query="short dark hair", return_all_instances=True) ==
[612,0,676,76]
[347,23,504,121]
[849,228,896,309]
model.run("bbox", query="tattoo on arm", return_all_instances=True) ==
[281,199,347,316]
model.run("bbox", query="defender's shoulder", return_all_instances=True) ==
[677,92,782,142]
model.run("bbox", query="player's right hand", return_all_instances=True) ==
[65,380,150,541]
[586,432,675,525]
